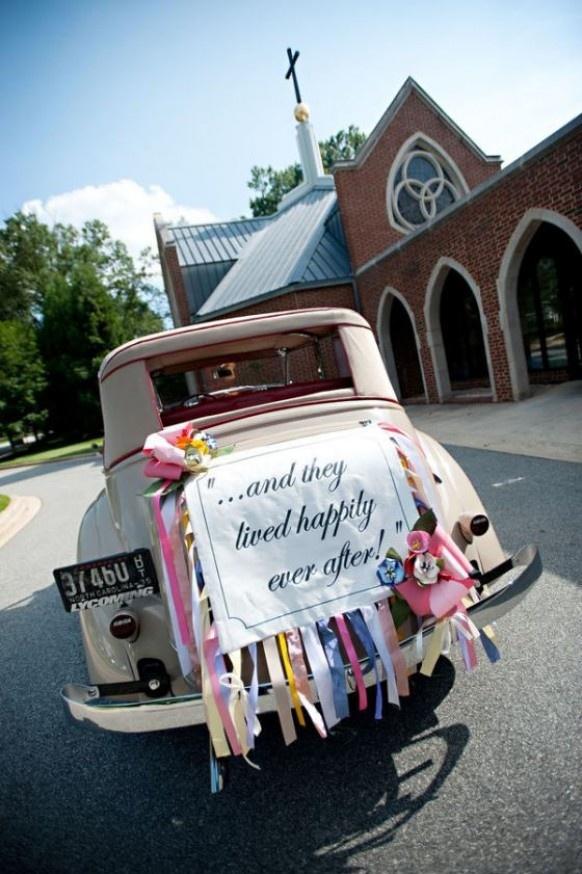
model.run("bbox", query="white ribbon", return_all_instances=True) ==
[300,624,339,729]
[360,605,399,706]
[219,672,261,769]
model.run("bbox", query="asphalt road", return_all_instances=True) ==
[0,449,580,874]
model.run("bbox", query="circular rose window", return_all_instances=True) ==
[389,149,462,232]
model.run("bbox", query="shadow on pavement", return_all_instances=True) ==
[1,585,467,874]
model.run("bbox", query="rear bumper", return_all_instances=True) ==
[62,544,542,733]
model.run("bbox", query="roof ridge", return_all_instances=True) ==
[165,214,272,232]
[334,76,499,170]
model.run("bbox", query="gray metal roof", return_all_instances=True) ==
[302,210,351,282]
[197,187,351,317]
[165,218,268,267]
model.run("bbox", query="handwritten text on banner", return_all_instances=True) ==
[185,427,417,652]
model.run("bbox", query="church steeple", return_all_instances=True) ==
[285,48,325,185]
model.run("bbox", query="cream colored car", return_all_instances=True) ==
[56,308,541,733]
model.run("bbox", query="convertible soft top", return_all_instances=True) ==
[98,308,396,470]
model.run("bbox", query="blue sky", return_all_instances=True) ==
[1,0,580,256]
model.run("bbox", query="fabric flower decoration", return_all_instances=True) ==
[376,555,405,587]
[197,431,218,451]
[143,424,225,480]
[412,552,442,586]
[406,530,431,554]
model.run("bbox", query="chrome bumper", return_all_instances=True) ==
[62,544,541,733]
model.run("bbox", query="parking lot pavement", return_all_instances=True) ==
[406,381,582,463]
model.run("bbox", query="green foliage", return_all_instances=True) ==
[412,509,438,535]
[248,164,303,218]
[318,125,367,171]
[0,213,57,321]
[0,213,164,440]
[0,321,47,441]
[247,125,366,217]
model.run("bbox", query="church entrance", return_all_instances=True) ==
[517,223,582,383]
[439,270,490,392]
[389,298,425,399]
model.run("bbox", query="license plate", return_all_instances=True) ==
[53,549,159,613]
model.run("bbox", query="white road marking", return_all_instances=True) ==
[491,476,526,488]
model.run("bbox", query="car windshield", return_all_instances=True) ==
[150,328,352,423]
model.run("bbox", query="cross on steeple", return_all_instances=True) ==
[285,47,302,104]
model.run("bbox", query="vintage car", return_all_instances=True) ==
[55,307,540,784]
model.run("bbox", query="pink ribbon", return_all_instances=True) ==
[334,615,367,711]
[143,432,185,480]
[152,487,191,646]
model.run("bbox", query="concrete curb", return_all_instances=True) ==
[0,496,42,549]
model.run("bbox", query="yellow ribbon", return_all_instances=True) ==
[277,633,306,727]
[262,637,297,746]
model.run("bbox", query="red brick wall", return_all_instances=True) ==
[164,245,190,327]
[355,127,582,402]
[211,284,356,320]
[334,89,501,270]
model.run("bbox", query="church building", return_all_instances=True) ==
[155,73,582,404]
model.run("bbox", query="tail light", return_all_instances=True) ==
[459,513,490,543]
[109,611,139,642]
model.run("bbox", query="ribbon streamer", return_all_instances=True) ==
[246,642,261,748]
[286,629,327,738]
[204,625,243,756]
[346,610,383,719]
[152,486,191,647]
[317,620,350,721]
[301,624,340,728]
[277,633,306,727]
[450,611,479,673]
[199,592,230,758]
[420,619,448,677]
[335,614,367,711]
[361,605,399,706]
[262,637,297,745]
[377,600,410,696]
[219,672,261,763]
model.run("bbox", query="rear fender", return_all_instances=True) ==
[417,431,505,573]
[76,491,181,686]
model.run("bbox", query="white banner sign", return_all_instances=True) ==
[184,427,417,652]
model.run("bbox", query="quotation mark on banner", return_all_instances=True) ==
[207,478,215,490]
[395,520,403,533]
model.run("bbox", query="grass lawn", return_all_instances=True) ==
[0,494,10,512]
[0,437,103,470]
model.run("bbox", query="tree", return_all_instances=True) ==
[0,213,164,440]
[0,321,47,444]
[247,125,366,217]
[0,213,57,321]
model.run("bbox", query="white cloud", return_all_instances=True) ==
[22,179,217,262]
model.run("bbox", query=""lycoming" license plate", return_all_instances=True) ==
[53,549,159,612]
